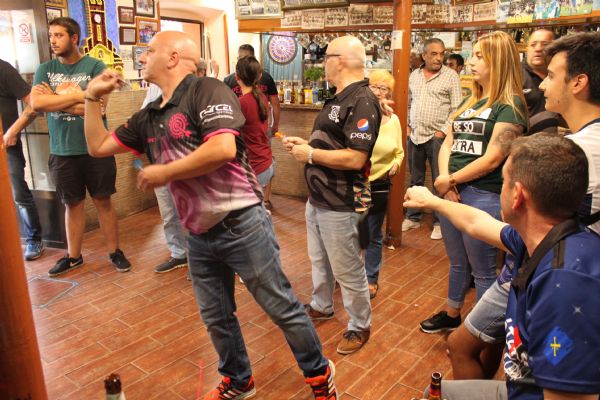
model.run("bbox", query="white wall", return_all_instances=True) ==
[158,0,262,78]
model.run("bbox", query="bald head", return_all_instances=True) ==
[152,31,200,73]
[328,35,366,69]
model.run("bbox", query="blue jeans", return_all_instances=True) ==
[154,186,186,259]
[405,136,443,224]
[7,139,42,243]
[365,179,390,284]
[188,203,328,386]
[440,185,501,309]
[306,201,371,332]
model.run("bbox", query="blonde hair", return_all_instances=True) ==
[454,31,528,125]
[369,69,395,93]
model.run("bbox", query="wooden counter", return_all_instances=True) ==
[272,104,322,198]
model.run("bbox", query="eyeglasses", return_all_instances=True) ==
[323,53,342,62]
[369,84,390,93]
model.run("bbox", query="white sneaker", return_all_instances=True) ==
[430,224,443,240]
[402,219,421,232]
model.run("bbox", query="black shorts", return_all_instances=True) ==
[48,154,116,204]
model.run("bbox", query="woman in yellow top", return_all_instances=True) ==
[365,70,404,299]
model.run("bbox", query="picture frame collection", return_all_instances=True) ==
[117,0,160,46]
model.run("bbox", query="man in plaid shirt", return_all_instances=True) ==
[405,38,462,240]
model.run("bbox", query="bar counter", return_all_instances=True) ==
[272,103,323,198]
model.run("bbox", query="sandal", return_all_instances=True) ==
[368,283,379,299]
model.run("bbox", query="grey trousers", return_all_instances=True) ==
[423,380,507,400]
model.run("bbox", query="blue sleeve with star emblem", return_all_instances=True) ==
[342,94,381,153]
[525,236,600,395]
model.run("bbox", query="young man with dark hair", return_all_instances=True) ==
[31,17,130,276]
[1,59,44,260]
[406,133,600,400]
[83,31,337,400]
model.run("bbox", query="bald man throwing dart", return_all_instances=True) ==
[83,31,337,400]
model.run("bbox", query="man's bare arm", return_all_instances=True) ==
[404,186,508,251]
[3,94,38,147]
[84,98,126,157]
[30,83,85,112]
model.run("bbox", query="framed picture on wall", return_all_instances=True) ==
[118,6,136,24]
[136,17,159,45]
[281,0,349,11]
[135,0,155,17]
[132,46,146,69]
[46,7,63,22]
[45,0,67,8]
[120,26,137,45]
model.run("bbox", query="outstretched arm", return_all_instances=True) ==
[404,186,508,251]
[84,71,128,157]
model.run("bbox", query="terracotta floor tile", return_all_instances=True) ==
[345,349,421,399]
[125,359,198,400]
[23,195,482,398]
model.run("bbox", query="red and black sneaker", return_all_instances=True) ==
[204,376,256,400]
[305,360,337,399]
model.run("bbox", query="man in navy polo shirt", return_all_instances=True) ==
[404,133,600,399]
[82,31,337,400]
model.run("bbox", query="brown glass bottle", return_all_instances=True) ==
[105,373,125,399]
[428,371,442,400]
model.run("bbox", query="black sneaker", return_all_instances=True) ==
[48,255,84,277]
[154,257,187,273]
[420,311,461,333]
[109,249,131,272]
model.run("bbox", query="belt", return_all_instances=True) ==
[210,203,259,232]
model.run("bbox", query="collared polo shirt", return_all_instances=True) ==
[408,65,462,144]
[521,59,560,134]
[500,225,600,399]
[112,74,262,234]
[305,79,381,212]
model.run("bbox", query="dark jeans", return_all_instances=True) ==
[405,136,443,223]
[365,179,390,284]
[7,139,42,243]
[188,203,328,386]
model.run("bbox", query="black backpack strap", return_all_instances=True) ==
[581,210,600,226]
[512,218,582,291]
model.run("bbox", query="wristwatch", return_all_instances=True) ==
[307,148,314,165]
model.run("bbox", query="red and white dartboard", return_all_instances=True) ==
[268,35,297,65]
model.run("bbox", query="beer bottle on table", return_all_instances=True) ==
[428,371,442,400]
[105,373,126,399]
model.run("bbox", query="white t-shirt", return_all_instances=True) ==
[568,121,600,235]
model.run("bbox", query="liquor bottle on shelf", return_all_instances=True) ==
[304,84,313,105]
[284,81,292,104]
[105,373,126,400]
[295,81,302,104]
[428,372,442,400]
[312,82,319,105]
[291,81,296,104]
[277,81,284,103]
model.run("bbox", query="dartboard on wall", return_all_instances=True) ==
[267,35,297,65]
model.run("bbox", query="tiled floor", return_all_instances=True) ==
[25,194,475,399]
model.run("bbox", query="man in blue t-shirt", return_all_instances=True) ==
[404,133,600,400]
[31,17,131,276]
